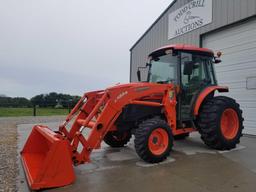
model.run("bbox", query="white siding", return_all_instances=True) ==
[203,19,256,135]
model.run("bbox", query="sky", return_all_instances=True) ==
[0,0,172,98]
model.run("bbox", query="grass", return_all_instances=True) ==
[0,107,69,117]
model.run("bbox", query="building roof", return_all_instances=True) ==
[130,0,178,51]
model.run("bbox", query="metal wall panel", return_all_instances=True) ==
[202,18,256,135]
[130,0,256,82]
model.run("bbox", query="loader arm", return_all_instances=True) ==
[21,83,177,190]
[59,83,176,165]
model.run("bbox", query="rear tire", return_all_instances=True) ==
[197,96,244,150]
[134,117,173,163]
[104,131,131,148]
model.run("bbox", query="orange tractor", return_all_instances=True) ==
[21,44,243,190]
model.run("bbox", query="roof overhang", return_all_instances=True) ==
[149,44,214,57]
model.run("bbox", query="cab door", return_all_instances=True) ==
[178,52,211,121]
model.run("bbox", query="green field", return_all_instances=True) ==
[0,107,69,117]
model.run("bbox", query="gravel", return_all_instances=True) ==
[0,116,65,192]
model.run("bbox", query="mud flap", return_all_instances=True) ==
[21,125,75,190]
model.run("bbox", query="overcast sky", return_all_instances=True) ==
[0,0,172,98]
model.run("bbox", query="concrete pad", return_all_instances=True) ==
[106,147,137,161]
[173,133,217,155]
[136,157,176,167]
[17,122,256,192]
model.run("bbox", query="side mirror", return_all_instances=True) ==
[137,63,151,82]
[183,61,194,75]
[146,63,152,67]
[137,70,141,81]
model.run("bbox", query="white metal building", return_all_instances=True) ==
[130,0,256,135]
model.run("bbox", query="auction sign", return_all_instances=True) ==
[168,0,212,39]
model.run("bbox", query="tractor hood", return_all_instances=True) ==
[105,82,174,102]
[107,82,173,92]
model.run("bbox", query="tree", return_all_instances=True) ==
[30,93,81,108]
[0,93,81,108]
[30,94,46,107]
[0,96,32,107]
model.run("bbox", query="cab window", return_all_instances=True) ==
[181,52,209,89]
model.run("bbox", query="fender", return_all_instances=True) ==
[193,86,229,116]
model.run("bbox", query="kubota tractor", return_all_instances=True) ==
[21,44,244,190]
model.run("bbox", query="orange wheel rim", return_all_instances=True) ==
[148,128,169,155]
[221,108,239,139]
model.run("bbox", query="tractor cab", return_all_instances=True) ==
[138,44,218,122]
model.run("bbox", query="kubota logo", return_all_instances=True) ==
[115,91,128,103]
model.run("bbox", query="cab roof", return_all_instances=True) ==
[149,44,214,57]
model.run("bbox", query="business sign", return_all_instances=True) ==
[168,0,212,39]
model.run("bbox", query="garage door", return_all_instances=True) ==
[202,19,256,135]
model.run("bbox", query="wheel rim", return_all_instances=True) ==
[148,128,169,155]
[221,108,239,139]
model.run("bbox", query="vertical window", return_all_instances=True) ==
[181,52,208,89]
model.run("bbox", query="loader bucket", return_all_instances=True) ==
[21,125,75,190]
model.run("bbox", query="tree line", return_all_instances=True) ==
[0,92,81,108]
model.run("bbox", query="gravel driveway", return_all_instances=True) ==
[0,116,65,192]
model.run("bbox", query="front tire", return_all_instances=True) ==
[134,117,173,163]
[197,96,244,150]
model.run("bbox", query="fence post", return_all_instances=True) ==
[68,103,71,113]
[68,99,72,113]
[33,105,36,116]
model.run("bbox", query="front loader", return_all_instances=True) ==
[21,44,244,190]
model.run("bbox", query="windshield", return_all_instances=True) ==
[149,54,178,84]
